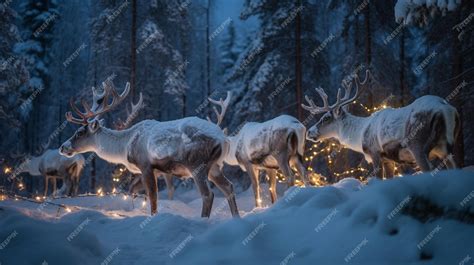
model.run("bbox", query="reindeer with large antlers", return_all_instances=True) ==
[208,92,308,207]
[59,82,239,217]
[90,84,176,200]
[302,70,460,178]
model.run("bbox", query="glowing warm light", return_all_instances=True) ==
[122,195,128,200]
[4,167,12,174]
[112,188,117,194]
[97,187,104,196]
[141,201,146,207]
[65,207,72,213]
[35,196,41,201]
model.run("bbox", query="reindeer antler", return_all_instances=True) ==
[66,81,131,125]
[337,69,371,108]
[301,87,331,114]
[207,91,232,127]
[301,70,371,114]
[91,83,107,112]
[114,92,144,130]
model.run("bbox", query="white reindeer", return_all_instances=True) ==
[17,149,85,196]
[59,81,239,217]
[90,84,175,200]
[302,70,460,178]
[208,92,307,207]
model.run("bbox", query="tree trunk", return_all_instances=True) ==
[90,156,96,192]
[452,8,465,167]
[295,0,302,121]
[364,3,373,107]
[130,0,137,101]
[399,28,405,106]
[181,7,189,117]
[206,0,211,98]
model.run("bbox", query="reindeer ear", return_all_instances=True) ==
[333,106,343,118]
[89,119,101,132]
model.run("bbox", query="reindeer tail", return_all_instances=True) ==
[442,105,459,146]
[288,125,306,157]
[295,125,306,157]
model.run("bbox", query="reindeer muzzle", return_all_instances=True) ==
[59,142,74,157]
[306,129,320,142]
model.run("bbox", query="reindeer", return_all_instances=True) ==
[208,92,308,207]
[59,82,239,217]
[301,70,460,178]
[16,149,85,196]
[90,84,175,200]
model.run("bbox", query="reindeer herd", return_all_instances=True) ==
[9,70,461,217]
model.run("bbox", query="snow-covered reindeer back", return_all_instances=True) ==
[302,70,459,178]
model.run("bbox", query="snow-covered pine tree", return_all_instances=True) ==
[395,0,461,26]
[16,0,58,111]
[0,4,29,152]
[228,0,329,130]
[140,0,190,120]
[218,20,240,79]
[14,0,59,156]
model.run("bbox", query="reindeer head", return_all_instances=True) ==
[302,70,370,142]
[60,81,133,157]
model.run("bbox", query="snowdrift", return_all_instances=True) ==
[1,170,473,265]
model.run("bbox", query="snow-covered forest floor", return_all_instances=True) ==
[1,170,473,265]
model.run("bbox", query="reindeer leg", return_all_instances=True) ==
[129,175,143,195]
[445,143,457,169]
[194,168,214,218]
[163,174,175,200]
[44,176,49,197]
[244,163,262,208]
[208,164,239,217]
[370,155,384,179]
[266,169,277,204]
[73,176,79,196]
[291,155,308,186]
[142,167,158,215]
[52,178,58,196]
[276,152,295,187]
[382,160,395,179]
[409,145,432,172]
[445,156,457,169]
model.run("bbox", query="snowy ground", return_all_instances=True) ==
[1,170,474,265]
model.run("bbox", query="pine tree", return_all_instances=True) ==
[219,20,239,78]
[227,0,329,129]
[16,0,58,98]
[0,5,29,129]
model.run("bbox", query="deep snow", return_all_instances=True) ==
[1,170,473,265]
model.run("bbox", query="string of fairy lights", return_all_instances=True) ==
[275,100,400,186]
